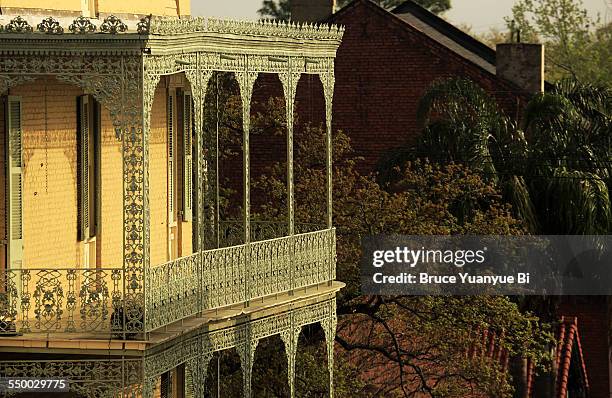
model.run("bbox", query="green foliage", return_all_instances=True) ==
[253,117,551,395]
[207,78,552,397]
[412,77,612,235]
[257,0,451,20]
[257,0,291,21]
[507,0,611,85]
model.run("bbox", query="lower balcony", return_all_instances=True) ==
[0,226,336,338]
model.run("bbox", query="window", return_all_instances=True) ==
[77,95,100,264]
[4,96,23,272]
[167,88,194,224]
[167,86,194,259]
[167,89,176,226]
[181,90,194,222]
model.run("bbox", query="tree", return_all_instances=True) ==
[507,0,611,85]
[205,77,552,396]
[257,0,291,21]
[258,0,451,20]
[252,122,552,396]
[380,76,610,396]
[413,77,612,235]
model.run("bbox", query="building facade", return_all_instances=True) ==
[0,2,344,397]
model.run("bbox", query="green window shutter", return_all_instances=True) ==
[77,95,91,241]
[77,95,98,242]
[167,90,175,225]
[93,101,101,238]
[6,96,23,271]
[182,91,193,222]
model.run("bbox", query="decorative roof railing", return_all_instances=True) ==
[0,14,344,41]
[151,17,345,40]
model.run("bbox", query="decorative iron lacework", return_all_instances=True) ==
[0,15,344,41]
[100,15,128,34]
[0,54,147,335]
[0,253,124,335]
[36,17,63,34]
[69,16,96,34]
[4,16,33,33]
[147,16,344,40]
[0,19,342,395]
[137,15,152,35]
[0,20,339,338]
[206,18,345,40]
[0,359,143,398]
[1,298,337,398]
[143,298,337,398]
[145,228,336,332]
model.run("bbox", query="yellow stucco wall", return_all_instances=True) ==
[97,0,186,17]
[149,76,194,266]
[0,76,193,271]
[0,0,81,11]
[0,0,190,16]
[149,83,170,267]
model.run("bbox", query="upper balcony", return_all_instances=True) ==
[0,223,336,337]
[0,15,343,342]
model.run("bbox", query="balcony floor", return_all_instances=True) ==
[0,281,344,356]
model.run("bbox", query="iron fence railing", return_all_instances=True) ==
[145,228,336,332]
[0,228,335,336]
[0,268,124,335]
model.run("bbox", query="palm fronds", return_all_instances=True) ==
[415,77,612,235]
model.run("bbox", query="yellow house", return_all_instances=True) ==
[0,1,344,397]
[0,0,190,17]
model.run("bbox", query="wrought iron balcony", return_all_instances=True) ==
[0,227,336,336]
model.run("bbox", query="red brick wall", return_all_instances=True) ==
[329,0,526,173]
[224,72,327,213]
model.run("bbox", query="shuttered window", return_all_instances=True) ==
[182,91,193,222]
[167,90,176,225]
[5,96,23,271]
[77,95,99,242]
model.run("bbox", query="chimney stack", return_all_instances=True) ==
[291,0,336,23]
[496,43,545,93]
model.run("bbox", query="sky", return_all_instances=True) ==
[192,0,612,34]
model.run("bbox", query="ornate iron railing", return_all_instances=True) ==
[145,228,336,332]
[0,229,335,335]
[0,268,124,335]
[0,359,143,397]
[145,253,200,332]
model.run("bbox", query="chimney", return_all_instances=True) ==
[496,43,545,93]
[291,0,336,23]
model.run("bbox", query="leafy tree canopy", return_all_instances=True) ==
[255,125,551,396]
[507,0,611,85]
[410,77,612,235]
[204,73,552,396]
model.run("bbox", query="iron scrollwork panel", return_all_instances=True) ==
[1,268,123,335]
[0,359,143,398]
